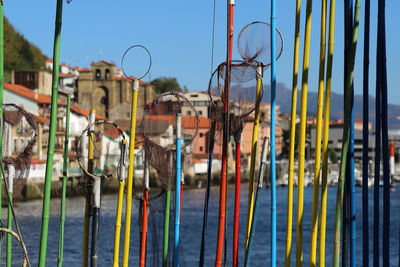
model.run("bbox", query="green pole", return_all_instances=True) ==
[332,0,361,265]
[0,1,4,262]
[38,0,64,265]
[162,186,171,267]
[57,94,71,267]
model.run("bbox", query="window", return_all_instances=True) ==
[27,73,35,81]
[199,146,203,152]
[13,138,17,153]
[95,69,101,80]
[105,69,110,80]
[199,133,204,137]
[186,111,192,116]
[20,138,25,151]
[127,112,130,117]
[190,94,199,98]
[199,110,203,116]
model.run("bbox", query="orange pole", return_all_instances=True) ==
[215,1,234,266]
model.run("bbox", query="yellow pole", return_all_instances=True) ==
[82,109,96,267]
[296,0,313,266]
[309,0,327,265]
[284,0,302,266]
[122,79,139,267]
[246,65,263,249]
[319,0,336,265]
[113,139,127,267]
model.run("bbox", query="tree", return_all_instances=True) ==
[150,77,183,94]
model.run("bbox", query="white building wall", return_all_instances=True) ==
[4,90,39,115]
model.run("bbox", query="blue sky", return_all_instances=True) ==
[6,0,400,105]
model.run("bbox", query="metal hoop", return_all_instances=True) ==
[76,120,127,181]
[121,45,152,81]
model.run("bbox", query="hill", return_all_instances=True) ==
[261,82,400,128]
[4,17,48,81]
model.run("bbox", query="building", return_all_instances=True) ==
[77,60,155,119]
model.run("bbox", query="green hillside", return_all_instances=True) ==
[4,17,48,81]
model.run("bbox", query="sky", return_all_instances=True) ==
[5,0,400,106]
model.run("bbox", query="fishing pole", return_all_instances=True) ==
[361,0,370,265]
[38,0,64,265]
[270,0,277,265]
[174,113,182,267]
[139,152,149,267]
[82,109,96,267]
[113,139,127,267]
[0,0,3,259]
[332,0,361,265]
[90,123,101,267]
[122,79,139,267]
[232,126,241,267]
[120,44,152,267]
[244,137,269,267]
[57,90,72,267]
[296,0,313,265]
[379,0,390,264]
[6,165,14,267]
[215,0,234,265]
[309,0,327,265]
[245,63,262,252]
[284,0,301,265]
[319,0,336,265]
[199,118,216,267]
[199,0,218,262]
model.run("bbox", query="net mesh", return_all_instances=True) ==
[140,91,198,191]
[208,61,261,141]
[237,21,284,66]
[75,121,126,194]
[2,104,38,190]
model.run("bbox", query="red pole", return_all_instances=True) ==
[139,189,149,267]
[215,1,234,266]
[233,141,241,267]
[390,142,395,177]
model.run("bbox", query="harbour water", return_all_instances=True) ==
[4,184,400,266]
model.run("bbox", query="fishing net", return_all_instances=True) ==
[208,60,261,142]
[140,91,198,190]
[137,92,198,266]
[76,121,126,195]
[237,21,284,67]
[2,104,38,191]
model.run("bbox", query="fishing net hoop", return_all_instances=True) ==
[141,91,199,151]
[3,103,38,182]
[76,120,126,181]
[207,61,263,141]
[237,21,284,67]
[121,44,152,81]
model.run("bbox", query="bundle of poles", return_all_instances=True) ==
[0,0,393,266]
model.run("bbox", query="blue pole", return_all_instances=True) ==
[379,0,390,265]
[362,0,370,265]
[373,11,382,266]
[174,113,182,267]
[270,0,277,266]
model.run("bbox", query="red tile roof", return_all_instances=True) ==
[78,67,91,73]
[31,114,50,124]
[46,58,53,63]
[70,105,107,120]
[92,60,115,66]
[5,82,108,120]
[4,83,57,105]
[59,73,77,78]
